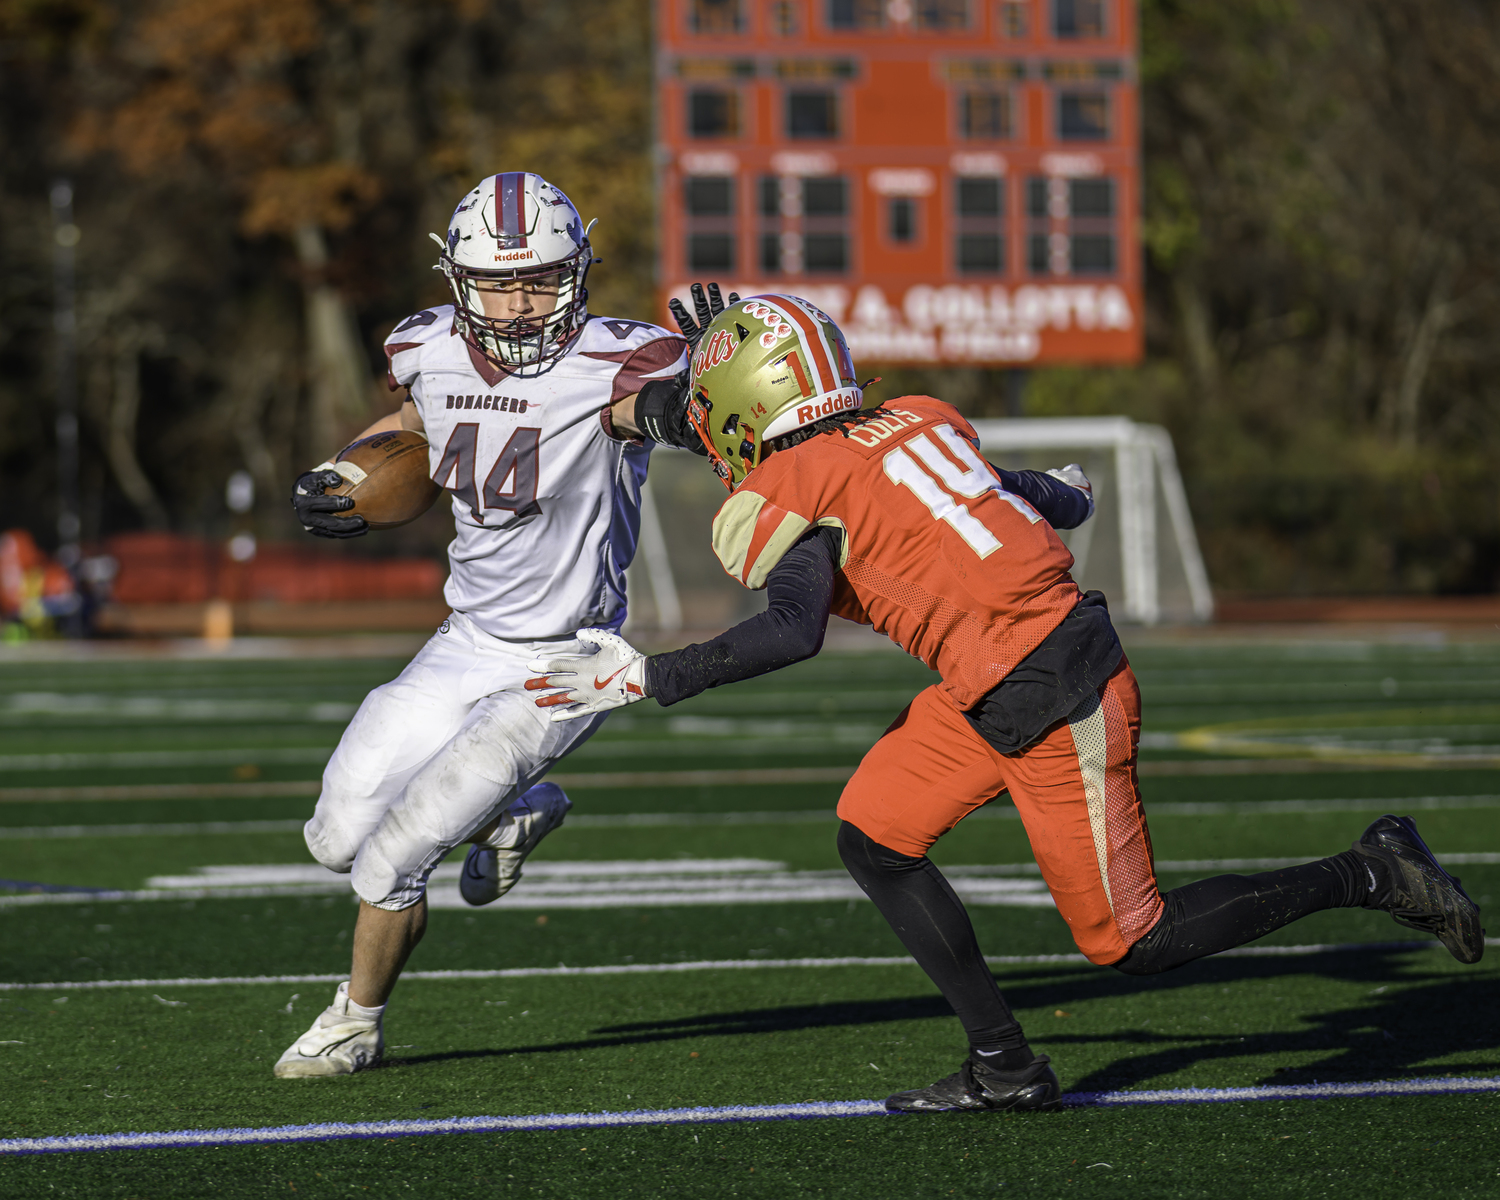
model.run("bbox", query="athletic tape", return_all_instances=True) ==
[0,938,1467,993]
[5,1077,1499,1155]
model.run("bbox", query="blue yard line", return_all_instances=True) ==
[5,1076,1499,1155]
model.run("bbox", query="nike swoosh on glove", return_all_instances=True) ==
[525,629,649,722]
[292,467,369,539]
[1044,463,1095,519]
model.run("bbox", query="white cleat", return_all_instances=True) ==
[459,782,573,906]
[273,982,383,1079]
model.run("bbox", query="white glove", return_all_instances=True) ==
[526,629,649,722]
[1045,463,1095,519]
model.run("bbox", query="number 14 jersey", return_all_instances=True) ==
[385,306,687,640]
[710,396,1082,709]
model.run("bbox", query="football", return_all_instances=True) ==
[324,429,442,530]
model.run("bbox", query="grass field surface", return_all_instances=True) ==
[2,634,1499,1196]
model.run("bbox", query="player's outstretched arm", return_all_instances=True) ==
[997,463,1095,529]
[614,281,741,453]
[525,630,649,721]
[290,394,425,539]
[526,527,839,719]
[667,281,741,351]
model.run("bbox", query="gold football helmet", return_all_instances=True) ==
[686,294,862,488]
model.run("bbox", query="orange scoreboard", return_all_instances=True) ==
[655,0,1141,366]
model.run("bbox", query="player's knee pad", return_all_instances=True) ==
[349,721,531,910]
[303,812,359,875]
[350,830,439,911]
[838,820,925,882]
[1110,904,1177,976]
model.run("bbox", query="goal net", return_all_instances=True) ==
[969,417,1214,626]
[627,416,1213,634]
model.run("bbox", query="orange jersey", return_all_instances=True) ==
[710,397,1082,709]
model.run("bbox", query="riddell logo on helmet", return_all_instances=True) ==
[692,328,737,378]
[493,250,539,263]
[795,390,861,426]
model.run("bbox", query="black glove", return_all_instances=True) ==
[292,469,369,539]
[668,282,741,351]
[635,371,706,454]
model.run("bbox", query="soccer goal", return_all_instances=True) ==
[629,416,1213,633]
[969,416,1214,625]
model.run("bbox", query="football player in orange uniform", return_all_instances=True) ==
[527,292,1483,1113]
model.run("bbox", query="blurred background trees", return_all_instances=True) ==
[0,0,1496,596]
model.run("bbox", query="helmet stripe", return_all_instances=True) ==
[778,298,838,393]
[785,351,814,399]
[496,172,527,247]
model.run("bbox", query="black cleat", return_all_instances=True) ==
[1352,814,1484,964]
[885,1054,1061,1114]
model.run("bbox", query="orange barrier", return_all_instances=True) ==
[104,532,444,605]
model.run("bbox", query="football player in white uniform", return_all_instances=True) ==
[277,172,729,1078]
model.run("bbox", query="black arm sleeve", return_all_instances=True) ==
[634,373,707,455]
[645,526,841,707]
[996,468,1092,530]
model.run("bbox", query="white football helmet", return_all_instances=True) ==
[432,172,595,375]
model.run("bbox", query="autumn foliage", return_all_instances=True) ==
[0,0,1497,595]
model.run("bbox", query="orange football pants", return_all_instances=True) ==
[835,659,1164,966]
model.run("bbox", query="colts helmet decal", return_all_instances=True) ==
[687,294,862,488]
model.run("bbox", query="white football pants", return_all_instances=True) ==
[304,611,605,910]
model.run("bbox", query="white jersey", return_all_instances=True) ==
[384,306,687,640]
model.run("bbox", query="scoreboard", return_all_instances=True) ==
[654,0,1141,366]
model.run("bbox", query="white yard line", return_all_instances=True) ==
[4,794,1500,838]
[0,768,859,805]
[0,819,309,839]
[0,938,1478,993]
[1142,795,1500,816]
[0,860,1059,911]
[4,844,1498,909]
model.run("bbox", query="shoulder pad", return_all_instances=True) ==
[386,305,455,349]
[578,317,680,351]
[712,488,812,591]
[384,306,457,390]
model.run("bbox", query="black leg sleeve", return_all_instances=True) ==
[1113,851,1369,976]
[837,821,1028,1053]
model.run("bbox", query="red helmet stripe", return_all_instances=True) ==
[785,350,814,398]
[496,172,527,247]
[780,299,838,393]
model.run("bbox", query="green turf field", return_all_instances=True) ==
[2,635,1499,1197]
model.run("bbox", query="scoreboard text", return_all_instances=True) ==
[655,0,1141,366]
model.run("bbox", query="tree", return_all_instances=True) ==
[1,0,1496,596]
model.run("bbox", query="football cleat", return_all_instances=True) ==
[885,1053,1062,1114]
[1352,814,1484,964]
[459,782,573,906]
[273,982,383,1079]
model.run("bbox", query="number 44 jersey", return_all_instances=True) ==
[385,306,687,640]
[710,397,1083,710]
